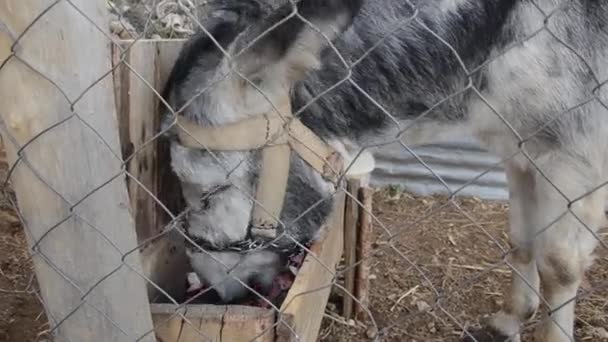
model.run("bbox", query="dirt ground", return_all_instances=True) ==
[0,156,48,342]
[320,188,608,342]
[0,178,607,341]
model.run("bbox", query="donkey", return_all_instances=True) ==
[161,0,608,340]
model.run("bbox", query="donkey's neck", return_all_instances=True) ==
[294,0,518,144]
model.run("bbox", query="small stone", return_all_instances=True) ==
[365,327,378,339]
[593,327,608,339]
[368,274,377,280]
[347,319,356,326]
[416,300,431,312]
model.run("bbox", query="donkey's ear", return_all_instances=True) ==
[199,0,273,32]
[230,0,363,85]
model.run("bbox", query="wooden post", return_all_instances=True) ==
[0,1,155,341]
[113,40,161,241]
[355,187,373,320]
[112,39,191,302]
[276,192,345,342]
[342,178,361,319]
[112,39,187,242]
[341,178,373,321]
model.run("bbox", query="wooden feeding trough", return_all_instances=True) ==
[149,196,345,342]
[111,39,372,342]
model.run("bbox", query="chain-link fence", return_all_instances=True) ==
[1,0,608,341]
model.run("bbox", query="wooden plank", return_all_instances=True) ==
[277,192,345,342]
[222,306,275,342]
[115,39,186,105]
[275,314,296,342]
[113,39,188,240]
[152,304,275,342]
[155,39,187,88]
[342,179,361,319]
[113,39,193,302]
[0,2,155,341]
[355,187,373,320]
[153,304,227,342]
[181,305,223,342]
[195,306,224,342]
[151,311,184,342]
[113,41,161,241]
[140,232,189,302]
[177,318,205,342]
[155,39,188,228]
[146,155,345,340]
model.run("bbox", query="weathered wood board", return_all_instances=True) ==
[355,187,373,320]
[112,39,187,242]
[112,39,190,301]
[342,178,361,319]
[149,192,345,342]
[276,192,345,342]
[340,178,374,320]
[151,304,276,342]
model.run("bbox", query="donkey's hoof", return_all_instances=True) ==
[462,326,512,342]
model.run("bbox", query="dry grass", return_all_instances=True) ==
[0,157,48,342]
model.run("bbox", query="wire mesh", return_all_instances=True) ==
[1,0,607,341]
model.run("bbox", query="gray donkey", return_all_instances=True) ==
[161,0,608,341]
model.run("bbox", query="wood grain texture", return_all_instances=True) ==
[113,39,191,301]
[113,41,161,241]
[139,232,189,302]
[0,1,155,340]
[342,179,361,319]
[156,39,188,230]
[277,192,345,342]
[152,308,185,342]
[150,192,345,342]
[113,39,188,241]
[151,304,276,342]
[222,306,276,342]
[355,187,373,320]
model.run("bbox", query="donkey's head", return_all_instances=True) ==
[165,0,364,303]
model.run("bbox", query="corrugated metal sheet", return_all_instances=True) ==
[369,137,509,200]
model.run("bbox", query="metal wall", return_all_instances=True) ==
[369,137,509,200]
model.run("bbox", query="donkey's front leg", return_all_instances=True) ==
[465,163,541,342]
[530,164,605,342]
[467,157,606,342]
